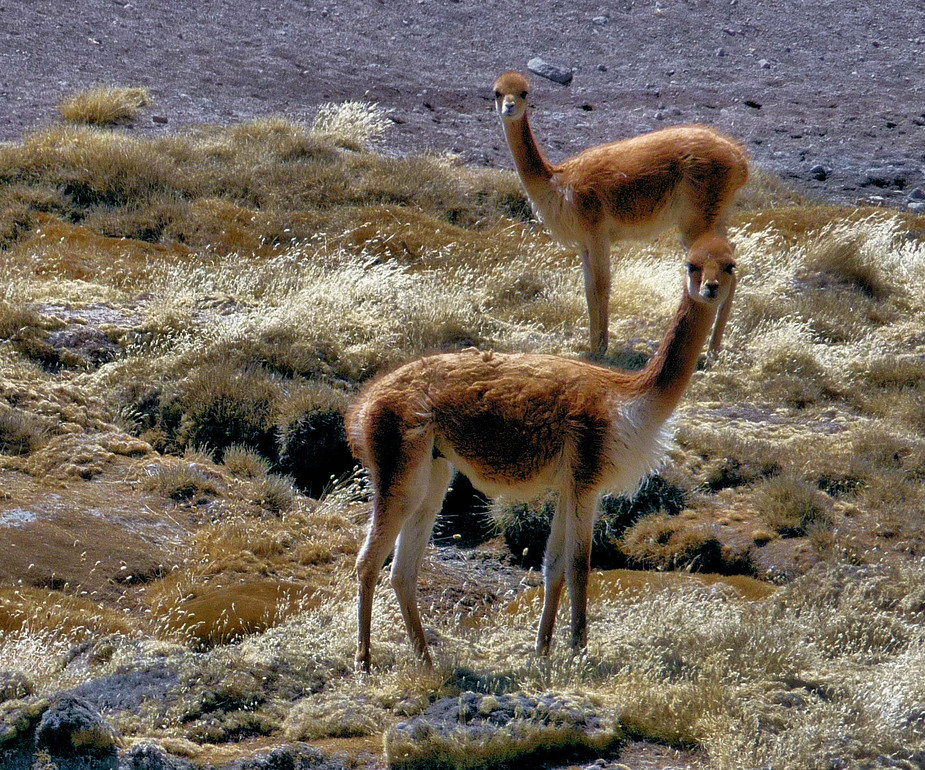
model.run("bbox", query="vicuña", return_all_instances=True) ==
[493,70,748,356]
[347,234,737,670]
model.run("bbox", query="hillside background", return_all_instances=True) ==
[2,0,923,209]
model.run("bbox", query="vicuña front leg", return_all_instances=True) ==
[708,269,737,356]
[581,240,612,356]
[536,488,596,654]
[536,501,568,655]
[565,493,596,650]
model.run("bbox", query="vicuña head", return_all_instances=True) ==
[493,70,748,357]
[347,244,736,671]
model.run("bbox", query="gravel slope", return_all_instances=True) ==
[1,0,923,208]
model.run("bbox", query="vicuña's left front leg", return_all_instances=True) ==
[708,269,736,356]
[565,491,596,651]
[580,239,612,357]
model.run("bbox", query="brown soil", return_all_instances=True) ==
[1,0,923,209]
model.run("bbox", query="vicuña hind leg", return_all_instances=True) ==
[355,451,432,671]
[390,457,453,666]
[580,238,612,356]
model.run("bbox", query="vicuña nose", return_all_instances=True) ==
[703,280,719,298]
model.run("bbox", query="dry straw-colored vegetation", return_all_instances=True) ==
[0,92,924,768]
[57,86,153,127]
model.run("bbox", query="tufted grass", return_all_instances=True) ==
[58,86,153,127]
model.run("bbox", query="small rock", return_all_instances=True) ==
[743,99,762,109]
[597,63,608,72]
[908,187,925,200]
[126,742,196,770]
[758,58,771,68]
[152,115,169,124]
[592,15,609,25]
[35,694,118,758]
[809,164,828,181]
[224,745,347,770]
[527,57,573,85]
[386,692,620,768]
[862,167,906,189]
[716,47,726,57]
[909,201,925,214]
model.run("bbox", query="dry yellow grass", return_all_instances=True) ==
[0,101,924,768]
[57,86,152,126]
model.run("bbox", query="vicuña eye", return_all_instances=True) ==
[686,263,700,274]
[520,91,528,99]
[723,264,736,274]
[494,91,502,99]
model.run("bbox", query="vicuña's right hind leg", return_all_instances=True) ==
[355,440,431,672]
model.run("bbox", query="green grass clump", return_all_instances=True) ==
[248,473,297,514]
[222,444,271,479]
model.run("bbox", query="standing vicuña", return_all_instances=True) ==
[493,71,748,356]
[346,233,736,670]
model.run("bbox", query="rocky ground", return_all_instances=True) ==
[1,0,923,210]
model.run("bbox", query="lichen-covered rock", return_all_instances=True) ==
[223,743,351,769]
[125,742,196,770]
[34,693,119,758]
[385,691,622,769]
[0,696,48,748]
[67,663,178,713]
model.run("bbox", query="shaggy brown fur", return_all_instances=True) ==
[346,241,736,670]
[493,71,748,356]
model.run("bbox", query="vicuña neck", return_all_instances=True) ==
[631,295,716,419]
[502,114,554,188]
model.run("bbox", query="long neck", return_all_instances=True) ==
[502,113,555,190]
[630,294,716,420]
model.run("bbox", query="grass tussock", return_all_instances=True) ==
[58,86,153,126]
[752,473,834,538]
